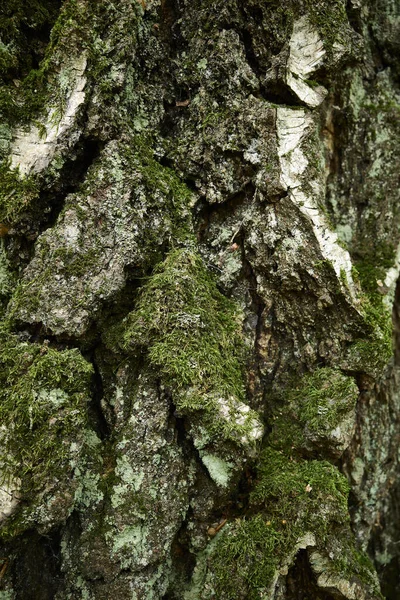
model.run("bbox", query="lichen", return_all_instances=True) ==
[200,454,233,488]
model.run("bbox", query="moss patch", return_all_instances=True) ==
[196,362,380,597]
[205,448,350,598]
[0,160,40,224]
[0,239,15,317]
[0,333,93,495]
[304,0,348,53]
[269,368,358,455]
[111,247,261,445]
[346,252,394,377]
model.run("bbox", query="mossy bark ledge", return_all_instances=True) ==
[0,0,400,598]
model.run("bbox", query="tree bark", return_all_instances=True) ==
[0,0,399,598]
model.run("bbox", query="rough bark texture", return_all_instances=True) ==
[0,0,400,598]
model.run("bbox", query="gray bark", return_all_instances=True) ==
[0,0,400,598]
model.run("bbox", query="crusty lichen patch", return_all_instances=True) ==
[8,136,194,336]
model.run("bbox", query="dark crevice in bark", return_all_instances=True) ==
[88,352,110,441]
[368,472,400,600]
[237,26,264,79]
[375,545,400,600]
[4,137,103,273]
[260,82,307,107]
[167,398,189,448]
[2,529,63,600]
[42,137,103,229]
[194,183,255,244]
[13,326,81,349]
[285,549,337,600]
[157,152,199,195]
[227,462,259,518]
[163,512,197,599]
[1,0,63,82]
[240,236,270,411]
[158,0,185,54]
[345,0,364,36]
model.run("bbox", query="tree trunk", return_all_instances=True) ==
[0,0,399,598]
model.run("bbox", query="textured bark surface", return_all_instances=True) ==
[0,0,400,598]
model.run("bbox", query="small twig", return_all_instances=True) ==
[215,518,227,533]
[230,222,244,244]
[0,558,9,581]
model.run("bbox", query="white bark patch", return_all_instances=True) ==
[277,107,356,295]
[384,241,400,309]
[215,396,264,445]
[10,54,87,176]
[0,478,21,522]
[287,17,328,108]
[310,551,369,600]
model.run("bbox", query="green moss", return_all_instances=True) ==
[207,449,350,598]
[0,160,41,224]
[110,247,260,445]
[304,0,348,54]
[252,448,349,519]
[354,243,395,296]
[0,333,93,496]
[121,247,244,393]
[52,246,101,278]
[269,368,358,454]
[347,252,394,376]
[296,369,357,433]
[0,239,15,317]
[122,136,194,243]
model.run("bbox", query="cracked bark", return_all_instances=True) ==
[0,0,400,598]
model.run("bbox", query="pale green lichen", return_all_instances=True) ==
[110,456,146,511]
[73,470,103,510]
[200,454,233,488]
